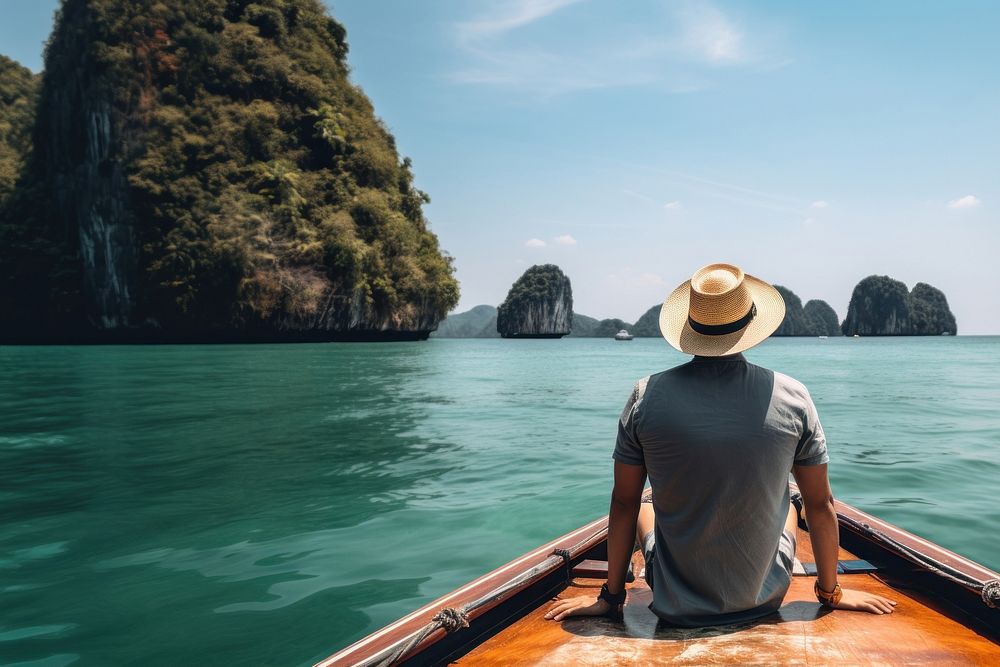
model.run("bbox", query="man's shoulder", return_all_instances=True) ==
[629,374,652,403]
[620,375,652,424]
[769,369,814,404]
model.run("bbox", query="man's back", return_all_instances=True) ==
[547,263,893,626]
[613,353,828,626]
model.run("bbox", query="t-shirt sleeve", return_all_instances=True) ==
[613,380,646,466]
[794,387,829,466]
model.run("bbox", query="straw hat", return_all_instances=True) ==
[659,263,785,356]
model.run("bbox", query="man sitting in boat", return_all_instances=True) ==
[546,263,896,625]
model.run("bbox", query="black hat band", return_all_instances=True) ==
[688,302,757,336]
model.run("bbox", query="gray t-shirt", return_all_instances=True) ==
[613,353,828,626]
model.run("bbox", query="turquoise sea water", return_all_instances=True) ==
[1,337,998,666]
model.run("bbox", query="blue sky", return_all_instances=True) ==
[3,1,998,332]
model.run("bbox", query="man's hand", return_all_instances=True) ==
[829,588,897,614]
[543,595,614,621]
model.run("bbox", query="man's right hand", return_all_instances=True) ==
[544,595,613,621]
[829,588,897,614]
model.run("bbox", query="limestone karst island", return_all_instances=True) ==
[0,0,458,343]
[435,266,957,339]
[496,264,573,338]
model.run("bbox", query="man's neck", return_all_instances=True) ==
[691,352,747,363]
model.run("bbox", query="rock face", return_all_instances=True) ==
[803,300,841,336]
[497,264,572,338]
[841,276,956,335]
[0,0,458,342]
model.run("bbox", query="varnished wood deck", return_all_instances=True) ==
[455,524,1000,665]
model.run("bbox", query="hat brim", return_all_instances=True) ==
[658,274,785,356]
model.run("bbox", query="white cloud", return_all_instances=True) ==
[525,238,547,248]
[553,234,577,245]
[948,195,981,209]
[663,201,682,210]
[455,0,582,42]
[678,5,745,64]
[450,2,779,97]
[811,200,829,209]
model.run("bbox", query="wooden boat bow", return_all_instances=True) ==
[320,489,1000,666]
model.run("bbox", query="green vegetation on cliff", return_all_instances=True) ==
[772,286,840,336]
[570,304,661,338]
[589,318,631,338]
[772,285,810,336]
[0,0,457,341]
[0,56,38,205]
[630,304,662,337]
[570,314,635,337]
[841,276,956,335]
[803,299,841,336]
[497,264,572,337]
[567,312,600,337]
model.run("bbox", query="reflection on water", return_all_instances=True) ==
[1,337,999,665]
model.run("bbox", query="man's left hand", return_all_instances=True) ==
[543,595,614,621]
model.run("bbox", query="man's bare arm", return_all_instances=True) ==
[793,463,897,614]
[607,461,647,594]
[793,463,840,592]
[545,461,646,620]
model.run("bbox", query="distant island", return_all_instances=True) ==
[436,273,958,339]
[496,265,572,338]
[0,0,458,343]
[433,304,499,338]
[771,286,841,337]
[436,273,852,340]
[842,276,957,336]
[433,298,664,339]
[569,304,661,338]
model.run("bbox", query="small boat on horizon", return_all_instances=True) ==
[818,335,828,340]
[321,487,1000,665]
[614,329,634,341]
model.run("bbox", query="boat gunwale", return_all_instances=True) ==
[317,516,608,666]
[791,482,1000,585]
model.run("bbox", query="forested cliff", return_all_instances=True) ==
[496,265,572,338]
[0,0,458,342]
[841,276,956,335]
[772,286,840,336]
